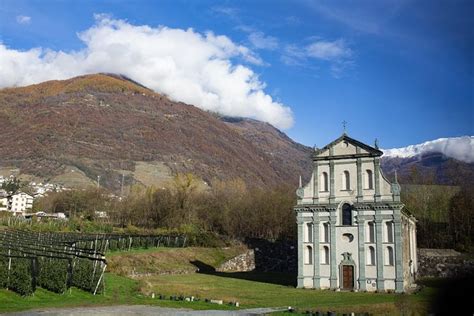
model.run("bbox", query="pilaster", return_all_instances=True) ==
[329,161,335,203]
[356,158,363,202]
[297,213,304,288]
[375,214,385,291]
[329,210,337,289]
[313,162,319,204]
[357,216,367,291]
[393,210,404,293]
[374,158,381,202]
[312,215,320,288]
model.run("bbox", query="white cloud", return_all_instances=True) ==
[0,15,293,129]
[282,39,353,77]
[16,15,31,25]
[248,32,279,50]
[306,39,352,61]
[211,6,240,20]
[383,136,474,163]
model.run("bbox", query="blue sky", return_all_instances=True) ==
[0,0,472,148]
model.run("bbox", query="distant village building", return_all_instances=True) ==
[0,190,8,212]
[8,191,34,213]
[295,134,417,293]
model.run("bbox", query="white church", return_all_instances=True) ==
[294,133,417,293]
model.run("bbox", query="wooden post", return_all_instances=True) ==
[7,249,11,289]
[93,263,107,295]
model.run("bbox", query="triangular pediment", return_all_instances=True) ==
[313,134,383,160]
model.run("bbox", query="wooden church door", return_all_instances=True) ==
[342,265,354,290]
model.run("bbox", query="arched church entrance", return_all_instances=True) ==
[339,252,356,290]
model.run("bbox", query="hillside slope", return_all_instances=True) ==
[0,74,313,190]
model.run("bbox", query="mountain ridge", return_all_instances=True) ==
[1,73,470,190]
[0,73,313,191]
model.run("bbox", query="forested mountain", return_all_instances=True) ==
[1,73,471,191]
[0,74,313,191]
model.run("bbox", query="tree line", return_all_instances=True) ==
[400,166,473,252]
[27,167,474,252]
[33,174,296,241]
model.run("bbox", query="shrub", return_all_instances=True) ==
[72,258,104,293]
[8,258,35,296]
[37,258,69,293]
[0,258,8,288]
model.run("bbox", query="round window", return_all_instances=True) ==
[342,233,354,242]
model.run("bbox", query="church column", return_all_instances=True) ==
[394,210,404,293]
[297,213,304,288]
[329,161,335,203]
[313,162,319,204]
[312,214,320,288]
[375,214,385,291]
[374,158,381,202]
[357,215,367,291]
[329,210,337,289]
[356,158,363,202]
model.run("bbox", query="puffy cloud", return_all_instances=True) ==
[16,15,31,25]
[248,32,279,50]
[383,136,474,163]
[0,15,293,129]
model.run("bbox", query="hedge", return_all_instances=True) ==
[0,258,8,288]
[72,258,104,294]
[8,258,35,296]
[37,257,69,294]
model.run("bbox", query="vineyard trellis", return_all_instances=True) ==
[0,229,187,296]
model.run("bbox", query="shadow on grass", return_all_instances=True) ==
[190,260,296,287]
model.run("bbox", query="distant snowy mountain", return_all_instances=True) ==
[383,136,474,163]
[381,136,474,185]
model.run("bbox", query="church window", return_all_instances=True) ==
[322,223,329,242]
[368,222,375,243]
[367,246,375,265]
[306,223,313,243]
[305,246,313,264]
[366,170,373,189]
[386,222,394,243]
[342,171,350,190]
[320,172,329,192]
[321,246,330,264]
[342,203,352,226]
[386,246,394,266]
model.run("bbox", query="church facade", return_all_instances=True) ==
[294,134,417,293]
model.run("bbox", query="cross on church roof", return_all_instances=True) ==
[342,120,347,134]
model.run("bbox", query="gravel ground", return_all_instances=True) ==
[5,305,287,316]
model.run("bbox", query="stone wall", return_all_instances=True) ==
[216,250,255,272]
[217,239,297,273]
[417,248,474,278]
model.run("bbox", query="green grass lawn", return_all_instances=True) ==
[0,247,438,315]
[0,272,436,315]
[0,273,234,313]
[140,272,435,315]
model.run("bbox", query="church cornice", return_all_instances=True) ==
[313,152,379,161]
[294,205,337,213]
[294,202,405,213]
[354,202,404,211]
[312,134,383,160]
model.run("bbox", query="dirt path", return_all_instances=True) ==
[5,305,287,316]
